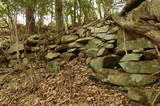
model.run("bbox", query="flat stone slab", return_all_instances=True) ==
[120,53,143,62]
[90,26,109,33]
[120,60,160,74]
[95,69,158,87]
[68,42,84,48]
[45,52,60,60]
[48,45,57,49]
[61,35,78,44]
[76,37,93,44]
[96,33,117,41]
[116,38,155,53]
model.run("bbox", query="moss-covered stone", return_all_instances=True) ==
[61,35,78,44]
[96,33,117,41]
[7,43,24,54]
[120,53,143,62]
[45,52,60,60]
[120,60,160,74]
[116,38,154,53]
[95,69,158,87]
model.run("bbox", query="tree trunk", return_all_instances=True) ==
[73,1,77,26]
[26,5,35,34]
[102,0,110,16]
[55,0,64,32]
[120,0,145,16]
[97,1,102,18]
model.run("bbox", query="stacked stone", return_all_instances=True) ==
[5,18,160,104]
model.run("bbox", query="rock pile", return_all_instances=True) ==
[3,17,160,104]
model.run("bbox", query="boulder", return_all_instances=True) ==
[120,60,160,74]
[61,35,78,44]
[45,52,60,60]
[7,43,24,54]
[127,88,160,105]
[95,69,158,87]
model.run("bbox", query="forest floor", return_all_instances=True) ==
[0,57,151,106]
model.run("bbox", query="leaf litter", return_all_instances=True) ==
[0,57,159,106]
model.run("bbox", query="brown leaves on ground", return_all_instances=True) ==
[0,57,151,106]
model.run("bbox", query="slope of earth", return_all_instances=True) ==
[0,57,155,106]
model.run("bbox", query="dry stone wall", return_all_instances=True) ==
[1,18,160,104]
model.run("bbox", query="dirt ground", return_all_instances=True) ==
[0,57,158,106]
